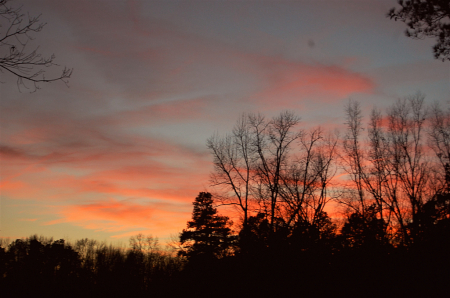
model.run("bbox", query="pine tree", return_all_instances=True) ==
[179,192,235,259]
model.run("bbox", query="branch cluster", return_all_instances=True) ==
[0,0,72,91]
[388,0,450,61]
[340,93,449,246]
[207,111,339,239]
[207,94,449,250]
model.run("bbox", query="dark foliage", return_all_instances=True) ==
[179,192,236,261]
[340,204,390,250]
[1,236,83,296]
[388,0,450,61]
[174,189,448,297]
[0,235,183,297]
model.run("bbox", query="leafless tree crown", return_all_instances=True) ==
[0,0,72,92]
[208,111,338,233]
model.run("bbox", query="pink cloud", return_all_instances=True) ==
[1,111,212,205]
[2,148,210,205]
[239,54,375,109]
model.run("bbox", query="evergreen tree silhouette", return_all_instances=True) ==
[179,192,235,260]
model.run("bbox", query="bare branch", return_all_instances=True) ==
[0,0,73,92]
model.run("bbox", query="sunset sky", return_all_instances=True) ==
[1,0,448,244]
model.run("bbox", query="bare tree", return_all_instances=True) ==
[129,233,145,252]
[386,95,429,236]
[250,111,302,230]
[280,127,338,228]
[207,114,256,230]
[0,0,72,91]
[366,107,390,222]
[208,111,339,238]
[340,93,437,245]
[145,235,160,255]
[208,111,303,232]
[429,101,450,192]
[341,100,367,215]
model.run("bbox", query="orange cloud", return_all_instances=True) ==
[0,180,26,191]
[45,198,191,239]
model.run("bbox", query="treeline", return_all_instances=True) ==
[176,192,449,296]
[0,235,183,297]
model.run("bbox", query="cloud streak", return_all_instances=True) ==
[45,198,190,237]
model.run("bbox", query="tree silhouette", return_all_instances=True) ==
[0,0,72,91]
[2,236,83,296]
[339,94,434,246]
[179,192,235,260]
[388,0,450,61]
[340,204,389,249]
[238,212,271,255]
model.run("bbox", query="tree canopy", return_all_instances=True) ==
[388,0,450,61]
